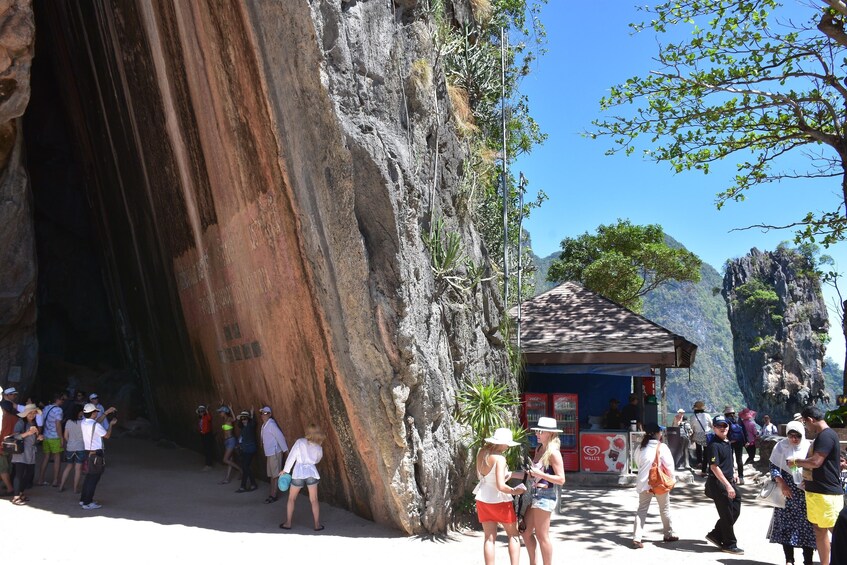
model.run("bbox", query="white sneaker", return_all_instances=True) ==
[81,502,102,510]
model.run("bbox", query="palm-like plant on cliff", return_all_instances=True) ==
[456,378,521,449]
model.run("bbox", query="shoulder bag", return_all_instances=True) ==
[757,478,786,508]
[648,445,676,495]
[81,423,106,475]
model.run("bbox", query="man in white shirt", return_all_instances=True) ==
[760,415,778,437]
[79,403,116,510]
[259,406,288,503]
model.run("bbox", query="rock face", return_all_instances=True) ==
[2,0,508,533]
[723,248,829,422]
[0,0,35,390]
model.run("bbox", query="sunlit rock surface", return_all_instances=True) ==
[12,0,506,533]
[723,248,828,422]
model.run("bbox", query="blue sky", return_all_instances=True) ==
[513,1,847,365]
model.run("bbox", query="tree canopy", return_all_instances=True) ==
[591,0,847,246]
[546,219,702,312]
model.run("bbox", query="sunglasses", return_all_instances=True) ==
[788,432,803,439]
[260,412,271,415]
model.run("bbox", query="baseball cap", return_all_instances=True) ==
[712,415,729,427]
[3,387,17,395]
[260,406,272,414]
[83,403,98,414]
[89,393,99,400]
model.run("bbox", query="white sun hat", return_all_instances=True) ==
[530,416,563,433]
[484,427,520,446]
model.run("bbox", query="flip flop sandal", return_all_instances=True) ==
[314,525,325,531]
[234,488,248,493]
[279,524,291,530]
[264,496,278,504]
[11,498,26,506]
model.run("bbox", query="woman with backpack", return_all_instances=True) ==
[632,422,677,548]
[723,407,747,484]
[691,400,713,475]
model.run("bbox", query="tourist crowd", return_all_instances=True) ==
[5,382,847,564]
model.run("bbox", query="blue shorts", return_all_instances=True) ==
[64,450,87,464]
[224,437,237,451]
[291,477,319,487]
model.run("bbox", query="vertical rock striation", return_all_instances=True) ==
[723,247,829,422]
[24,0,506,533]
[0,0,35,389]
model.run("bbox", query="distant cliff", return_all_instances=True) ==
[723,247,829,421]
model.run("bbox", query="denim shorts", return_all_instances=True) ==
[64,450,87,464]
[290,477,319,487]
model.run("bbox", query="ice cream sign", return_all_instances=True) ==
[580,433,628,473]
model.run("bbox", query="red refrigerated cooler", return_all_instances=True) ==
[552,393,579,472]
[520,393,548,451]
[520,393,579,471]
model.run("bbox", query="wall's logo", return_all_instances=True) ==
[583,446,601,457]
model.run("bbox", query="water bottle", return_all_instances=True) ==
[629,420,637,432]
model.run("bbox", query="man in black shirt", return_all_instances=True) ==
[703,415,743,555]
[792,406,844,565]
[620,394,641,429]
[602,399,623,429]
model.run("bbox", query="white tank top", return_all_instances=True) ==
[474,455,513,504]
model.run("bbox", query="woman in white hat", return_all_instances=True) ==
[522,417,565,565]
[10,404,42,505]
[475,427,526,565]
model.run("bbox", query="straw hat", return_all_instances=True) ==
[723,406,735,415]
[530,416,563,433]
[692,400,705,410]
[676,408,685,414]
[17,403,41,418]
[484,428,520,446]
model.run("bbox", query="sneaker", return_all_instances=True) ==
[721,546,744,555]
[705,533,721,548]
[81,502,102,510]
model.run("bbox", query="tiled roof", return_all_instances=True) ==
[510,282,697,367]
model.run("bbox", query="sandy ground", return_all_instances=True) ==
[1,436,801,564]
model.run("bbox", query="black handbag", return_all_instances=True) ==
[1,435,23,454]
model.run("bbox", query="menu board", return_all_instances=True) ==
[580,432,628,473]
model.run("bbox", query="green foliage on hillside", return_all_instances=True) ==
[641,237,744,413]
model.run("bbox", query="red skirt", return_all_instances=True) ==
[476,500,516,524]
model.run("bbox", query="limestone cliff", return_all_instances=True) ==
[0,0,35,390]
[723,247,828,421]
[1,0,509,533]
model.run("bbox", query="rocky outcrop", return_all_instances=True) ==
[723,247,829,422]
[13,0,507,534]
[0,0,35,390]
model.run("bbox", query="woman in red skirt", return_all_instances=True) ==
[475,428,526,565]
